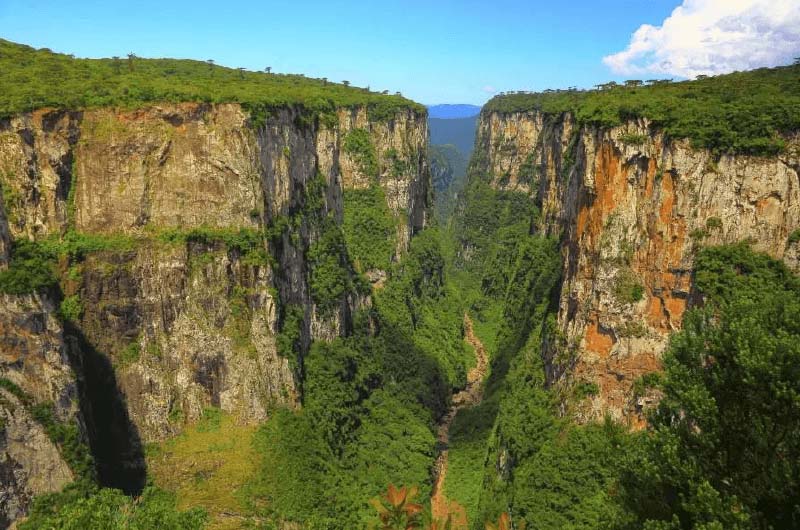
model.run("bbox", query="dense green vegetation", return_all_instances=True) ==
[438,130,800,530]
[246,228,474,528]
[484,64,800,155]
[618,243,800,529]
[0,239,60,294]
[0,39,423,122]
[342,186,396,271]
[445,172,632,529]
[307,218,355,314]
[343,128,380,176]
[20,486,207,530]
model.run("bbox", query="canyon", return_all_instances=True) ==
[1,40,799,530]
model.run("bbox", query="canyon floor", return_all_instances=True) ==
[431,314,489,526]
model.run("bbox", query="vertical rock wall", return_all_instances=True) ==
[476,110,800,423]
[0,101,430,523]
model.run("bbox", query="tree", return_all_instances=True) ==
[794,57,800,66]
[624,79,643,87]
[111,56,121,75]
[126,52,136,72]
[237,67,245,79]
[264,66,272,74]
[206,59,214,71]
[342,80,350,87]
[618,244,800,529]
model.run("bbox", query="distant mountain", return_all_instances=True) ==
[429,116,478,155]
[427,104,481,119]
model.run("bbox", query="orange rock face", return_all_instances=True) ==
[478,112,800,424]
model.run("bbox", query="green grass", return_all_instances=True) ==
[483,64,800,155]
[147,413,259,530]
[0,39,424,122]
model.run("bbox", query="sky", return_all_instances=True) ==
[1,0,798,105]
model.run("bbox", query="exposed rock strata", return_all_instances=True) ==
[476,110,800,423]
[0,102,430,523]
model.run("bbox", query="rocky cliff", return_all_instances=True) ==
[0,102,429,523]
[474,109,800,424]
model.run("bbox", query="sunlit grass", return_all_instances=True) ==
[147,413,261,530]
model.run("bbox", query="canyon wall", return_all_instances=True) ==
[0,102,429,522]
[475,110,800,424]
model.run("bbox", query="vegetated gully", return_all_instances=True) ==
[431,314,489,520]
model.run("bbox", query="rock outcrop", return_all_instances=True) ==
[0,102,429,523]
[0,293,78,527]
[0,184,9,270]
[475,110,800,424]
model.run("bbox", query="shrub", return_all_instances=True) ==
[117,341,141,367]
[574,380,600,399]
[0,239,58,294]
[276,304,304,371]
[631,372,662,398]
[613,269,645,304]
[619,132,648,145]
[343,128,379,177]
[705,216,723,230]
[58,294,83,322]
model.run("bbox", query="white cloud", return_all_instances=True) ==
[482,85,497,94]
[603,0,800,78]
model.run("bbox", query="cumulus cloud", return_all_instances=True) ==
[603,0,800,78]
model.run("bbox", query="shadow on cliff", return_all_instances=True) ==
[63,322,146,495]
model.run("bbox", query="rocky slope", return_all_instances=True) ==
[0,102,429,523]
[474,109,800,424]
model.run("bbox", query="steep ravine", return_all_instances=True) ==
[431,314,488,525]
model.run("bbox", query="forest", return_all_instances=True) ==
[483,63,800,156]
[0,39,422,122]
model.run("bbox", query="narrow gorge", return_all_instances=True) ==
[1,39,799,530]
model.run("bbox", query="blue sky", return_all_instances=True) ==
[2,0,793,105]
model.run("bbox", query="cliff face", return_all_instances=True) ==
[0,293,78,527]
[476,110,800,424]
[0,102,429,522]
